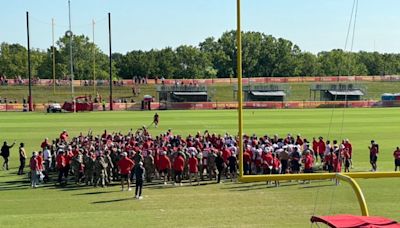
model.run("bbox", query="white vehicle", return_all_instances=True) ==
[47,103,62,113]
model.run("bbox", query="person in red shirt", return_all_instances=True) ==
[56,150,68,185]
[393,147,400,171]
[271,153,281,187]
[317,137,326,163]
[60,130,69,142]
[344,139,353,168]
[30,152,39,188]
[188,153,199,185]
[312,137,318,162]
[173,152,185,186]
[369,140,379,172]
[343,148,351,173]
[262,150,273,175]
[37,151,44,172]
[303,151,314,173]
[40,138,49,151]
[159,151,171,185]
[117,152,135,191]
[243,150,251,175]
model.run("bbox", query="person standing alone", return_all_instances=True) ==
[18,143,27,175]
[393,147,400,171]
[135,162,145,199]
[369,140,379,172]
[1,141,16,170]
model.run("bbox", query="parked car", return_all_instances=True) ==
[47,103,62,113]
[62,96,93,112]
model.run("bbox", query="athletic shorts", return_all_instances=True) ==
[395,159,400,166]
[345,160,350,168]
[120,174,129,179]
[304,168,313,173]
[370,155,377,163]
[160,169,168,175]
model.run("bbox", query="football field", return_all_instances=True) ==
[0,108,399,227]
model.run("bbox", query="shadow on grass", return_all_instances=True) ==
[92,197,133,204]
[222,180,334,192]
[74,190,120,195]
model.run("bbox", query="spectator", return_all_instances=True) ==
[18,143,27,175]
[135,161,145,199]
[30,152,39,188]
[1,140,16,170]
[394,147,400,172]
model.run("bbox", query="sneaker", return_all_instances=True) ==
[135,195,138,199]
[179,183,182,186]
[164,182,167,185]
[128,188,132,191]
[138,196,143,200]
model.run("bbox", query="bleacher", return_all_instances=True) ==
[310,83,366,101]
[234,84,289,102]
[157,84,209,102]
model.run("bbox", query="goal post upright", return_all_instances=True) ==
[236,0,244,179]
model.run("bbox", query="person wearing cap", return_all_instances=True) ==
[393,147,400,171]
[18,143,27,175]
[30,152,39,188]
[368,140,379,172]
[118,152,135,191]
[158,151,171,185]
[134,161,145,199]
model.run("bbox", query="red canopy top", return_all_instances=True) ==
[311,215,400,228]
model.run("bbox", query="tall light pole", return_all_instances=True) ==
[67,0,75,112]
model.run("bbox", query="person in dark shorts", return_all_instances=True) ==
[117,152,134,191]
[368,140,379,172]
[153,113,159,128]
[393,147,400,171]
[18,143,27,175]
[135,162,145,199]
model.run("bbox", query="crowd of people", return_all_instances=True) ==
[2,125,400,197]
[24,128,358,189]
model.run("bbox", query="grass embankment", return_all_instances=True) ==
[1,81,400,104]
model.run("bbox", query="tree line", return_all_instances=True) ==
[1,30,400,80]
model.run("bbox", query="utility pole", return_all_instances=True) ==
[108,12,113,111]
[26,12,33,112]
[92,19,96,95]
[52,18,56,94]
[68,0,75,113]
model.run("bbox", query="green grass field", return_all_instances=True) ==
[0,108,399,227]
[2,81,400,104]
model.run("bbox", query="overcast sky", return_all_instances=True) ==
[1,0,400,54]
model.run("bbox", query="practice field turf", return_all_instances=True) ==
[0,108,399,227]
